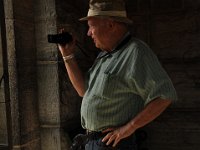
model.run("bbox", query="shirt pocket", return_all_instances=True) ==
[93,73,109,97]
[95,73,128,98]
[104,73,122,97]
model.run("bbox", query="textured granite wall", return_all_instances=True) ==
[2,0,40,149]
[56,0,200,149]
[125,0,200,149]
[0,18,8,146]
[34,0,71,149]
[1,0,200,150]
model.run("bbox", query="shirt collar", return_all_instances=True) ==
[97,32,132,59]
[112,32,131,51]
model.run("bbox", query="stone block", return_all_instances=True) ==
[40,127,71,150]
[37,62,60,124]
[151,0,183,13]
[125,0,138,14]
[35,20,58,61]
[144,110,200,150]
[163,63,200,109]
[34,0,57,21]
[150,12,200,59]
[184,0,200,10]
[12,138,40,150]
[18,90,40,143]
[0,103,8,144]
[13,0,34,21]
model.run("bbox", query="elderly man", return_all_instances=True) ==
[58,0,177,149]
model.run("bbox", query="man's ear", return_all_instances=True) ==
[109,22,114,28]
[108,20,116,30]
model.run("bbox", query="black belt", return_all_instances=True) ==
[86,130,103,139]
[86,130,100,134]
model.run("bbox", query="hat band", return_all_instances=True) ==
[87,9,127,17]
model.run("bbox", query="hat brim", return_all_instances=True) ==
[79,15,133,25]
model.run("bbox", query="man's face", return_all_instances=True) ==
[87,17,111,51]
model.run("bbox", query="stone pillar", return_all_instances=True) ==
[0,8,8,147]
[35,0,71,149]
[0,0,9,148]
[3,0,40,149]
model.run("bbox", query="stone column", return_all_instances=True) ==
[35,0,71,149]
[3,0,40,149]
[0,7,8,147]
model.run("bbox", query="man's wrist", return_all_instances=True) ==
[129,120,139,132]
[63,53,75,63]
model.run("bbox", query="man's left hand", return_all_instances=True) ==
[101,123,135,147]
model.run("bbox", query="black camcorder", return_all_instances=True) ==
[47,32,73,44]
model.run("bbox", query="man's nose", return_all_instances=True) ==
[87,29,91,36]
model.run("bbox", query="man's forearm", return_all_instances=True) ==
[57,34,85,96]
[102,98,172,147]
[64,58,85,97]
[129,98,172,132]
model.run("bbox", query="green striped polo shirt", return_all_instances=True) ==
[81,35,177,131]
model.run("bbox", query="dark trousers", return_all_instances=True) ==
[85,132,138,150]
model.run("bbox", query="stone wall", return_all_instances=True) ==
[0,0,200,150]
[34,0,69,149]
[55,0,200,149]
[125,0,200,149]
[0,16,8,146]
[1,0,40,149]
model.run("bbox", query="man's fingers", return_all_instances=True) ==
[59,28,65,34]
[106,134,116,146]
[102,131,121,147]
[102,132,112,142]
[113,137,121,147]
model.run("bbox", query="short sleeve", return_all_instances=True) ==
[130,43,178,106]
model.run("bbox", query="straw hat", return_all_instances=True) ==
[79,0,133,24]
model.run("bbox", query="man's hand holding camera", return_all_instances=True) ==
[47,29,85,96]
[58,38,75,58]
[57,29,76,57]
[47,28,76,58]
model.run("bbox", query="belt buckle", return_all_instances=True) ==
[86,130,90,135]
[86,129,94,135]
